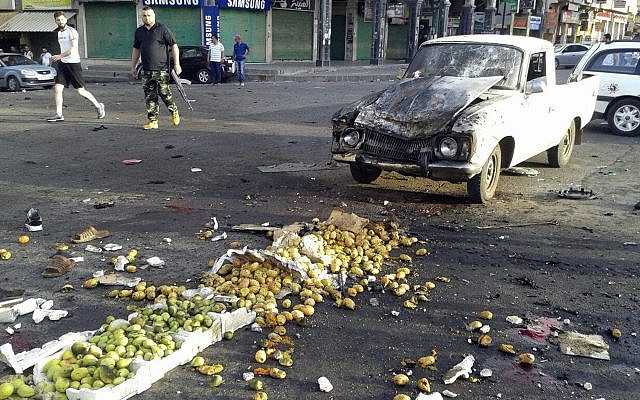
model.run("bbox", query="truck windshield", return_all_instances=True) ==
[405,43,523,90]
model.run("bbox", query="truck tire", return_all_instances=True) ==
[350,163,382,184]
[467,145,501,204]
[607,98,640,137]
[547,120,575,167]
[7,76,20,92]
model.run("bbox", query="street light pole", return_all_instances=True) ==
[316,0,331,66]
[370,0,388,65]
[406,0,423,61]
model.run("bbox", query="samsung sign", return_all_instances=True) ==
[143,0,200,6]
[218,0,270,11]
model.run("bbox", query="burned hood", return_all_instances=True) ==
[355,75,503,138]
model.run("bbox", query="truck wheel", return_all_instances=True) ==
[350,163,381,184]
[608,98,640,136]
[467,145,501,204]
[196,69,210,84]
[7,76,20,92]
[547,120,575,167]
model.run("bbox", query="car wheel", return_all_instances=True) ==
[547,119,575,167]
[467,145,501,204]
[7,76,20,92]
[607,98,640,137]
[555,58,560,69]
[196,69,210,84]
[349,163,382,184]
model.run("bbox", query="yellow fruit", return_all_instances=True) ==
[342,298,355,310]
[83,278,99,289]
[229,241,242,248]
[191,357,205,368]
[0,383,14,399]
[18,235,30,244]
[518,353,535,365]
[209,375,223,387]
[393,374,409,386]
[0,251,11,260]
[126,265,137,273]
[16,385,35,398]
[393,395,411,400]
[248,379,264,391]
[417,355,436,368]
[417,377,431,393]
[399,254,412,262]
[498,344,516,355]
[415,248,428,256]
[479,310,493,320]
[255,350,267,363]
[269,368,286,379]
[253,392,268,400]
[55,243,69,251]
[611,328,621,339]
[478,334,492,347]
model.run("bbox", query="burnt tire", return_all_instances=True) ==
[7,76,20,92]
[547,119,576,168]
[196,69,210,84]
[350,163,382,184]
[607,98,640,137]
[467,145,501,204]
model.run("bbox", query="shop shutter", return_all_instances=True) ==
[272,9,313,60]
[85,2,137,59]
[219,9,266,63]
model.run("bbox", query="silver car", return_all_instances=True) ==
[0,53,56,91]
[554,44,590,69]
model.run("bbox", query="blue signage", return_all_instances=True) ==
[142,0,201,6]
[202,6,219,46]
[218,0,271,11]
[530,15,541,31]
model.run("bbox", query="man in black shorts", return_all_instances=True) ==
[131,6,181,130]
[48,11,105,122]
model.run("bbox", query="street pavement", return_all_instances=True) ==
[0,79,638,400]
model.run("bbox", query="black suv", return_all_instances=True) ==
[136,45,236,84]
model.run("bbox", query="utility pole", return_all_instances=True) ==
[316,0,331,66]
[485,0,497,32]
[459,0,475,34]
[438,0,451,37]
[370,0,387,65]
[406,0,424,61]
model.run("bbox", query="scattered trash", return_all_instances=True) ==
[122,159,142,165]
[480,325,491,334]
[145,256,166,268]
[506,315,523,325]
[480,368,492,378]
[71,225,110,243]
[557,331,610,360]
[504,167,540,176]
[519,317,560,341]
[369,298,379,307]
[103,243,123,251]
[443,355,474,384]
[211,232,228,241]
[41,255,75,278]
[113,255,129,271]
[623,241,638,246]
[558,187,597,200]
[391,310,400,317]
[442,390,458,398]
[32,308,68,324]
[91,124,108,132]
[325,209,370,234]
[257,162,340,173]
[231,224,278,232]
[25,208,42,232]
[98,273,141,287]
[68,257,83,263]
[85,244,102,253]
[583,382,593,391]
[477,220,557,230]
[318,376,333,392]
[163,237,172,243]
[634,201,640,210]
[93,201,115,209]
[190,167,203,172]
[417,392,444,400]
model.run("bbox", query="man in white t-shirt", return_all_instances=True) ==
[47,11,105,122]
[40,47,52,66]
[207,35,225,85]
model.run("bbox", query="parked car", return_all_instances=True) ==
[136,45,236,84]
[570,40,640,136]
[331,35,599,203]
[0,53,56,91]
[554,43,590,68]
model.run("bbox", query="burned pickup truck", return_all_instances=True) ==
[331,35,599,203]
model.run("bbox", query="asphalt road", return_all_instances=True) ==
[0,78,638,400]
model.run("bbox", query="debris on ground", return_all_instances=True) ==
[504,167,540,176]
[442,355,474,384]
[519,317,560,341]
[257,162,340,173]
[318,376,333,392]
[417,392,444,400]
[25,208,43,232]
[558,187,597,200]
[557,331,610,360]
[71,225,110,244]
[121,159,142,165]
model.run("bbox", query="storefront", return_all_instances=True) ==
[82,0,136,59]
[272,0,313,60]
[218,0,268,63]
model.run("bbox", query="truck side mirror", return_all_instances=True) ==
[525,80,545,94]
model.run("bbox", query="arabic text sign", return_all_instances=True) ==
[22,0,70,9]
[218,0,271,10]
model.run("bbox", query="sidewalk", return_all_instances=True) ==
[82,60,407,83]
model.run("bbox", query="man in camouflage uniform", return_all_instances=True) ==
[131,6,181,130]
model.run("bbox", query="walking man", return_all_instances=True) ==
[207,35,224,85]
[131,6,181,130]
[48,12,105,122]
[232,35,249,87]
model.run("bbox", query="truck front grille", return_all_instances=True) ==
[362,129,430,163]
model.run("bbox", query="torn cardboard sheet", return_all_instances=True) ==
[99,274,142,287]
[257,162,339,173]
[0,331,94,373]
[558,331,610,360]
[0,298,51,323]
[325,209,369,234]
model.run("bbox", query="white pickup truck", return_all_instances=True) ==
[331,35,599,203]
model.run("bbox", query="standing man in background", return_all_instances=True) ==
[207,35,224,85]
[131,6,181,130]
[40,47,52,66]
[23,45,33,60]
[48,11,105,122]
[232,35,249,87]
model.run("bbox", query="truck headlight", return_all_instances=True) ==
[438,137,458,159]
[341,129,362,148]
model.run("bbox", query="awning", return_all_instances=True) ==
[0,11,75,32]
